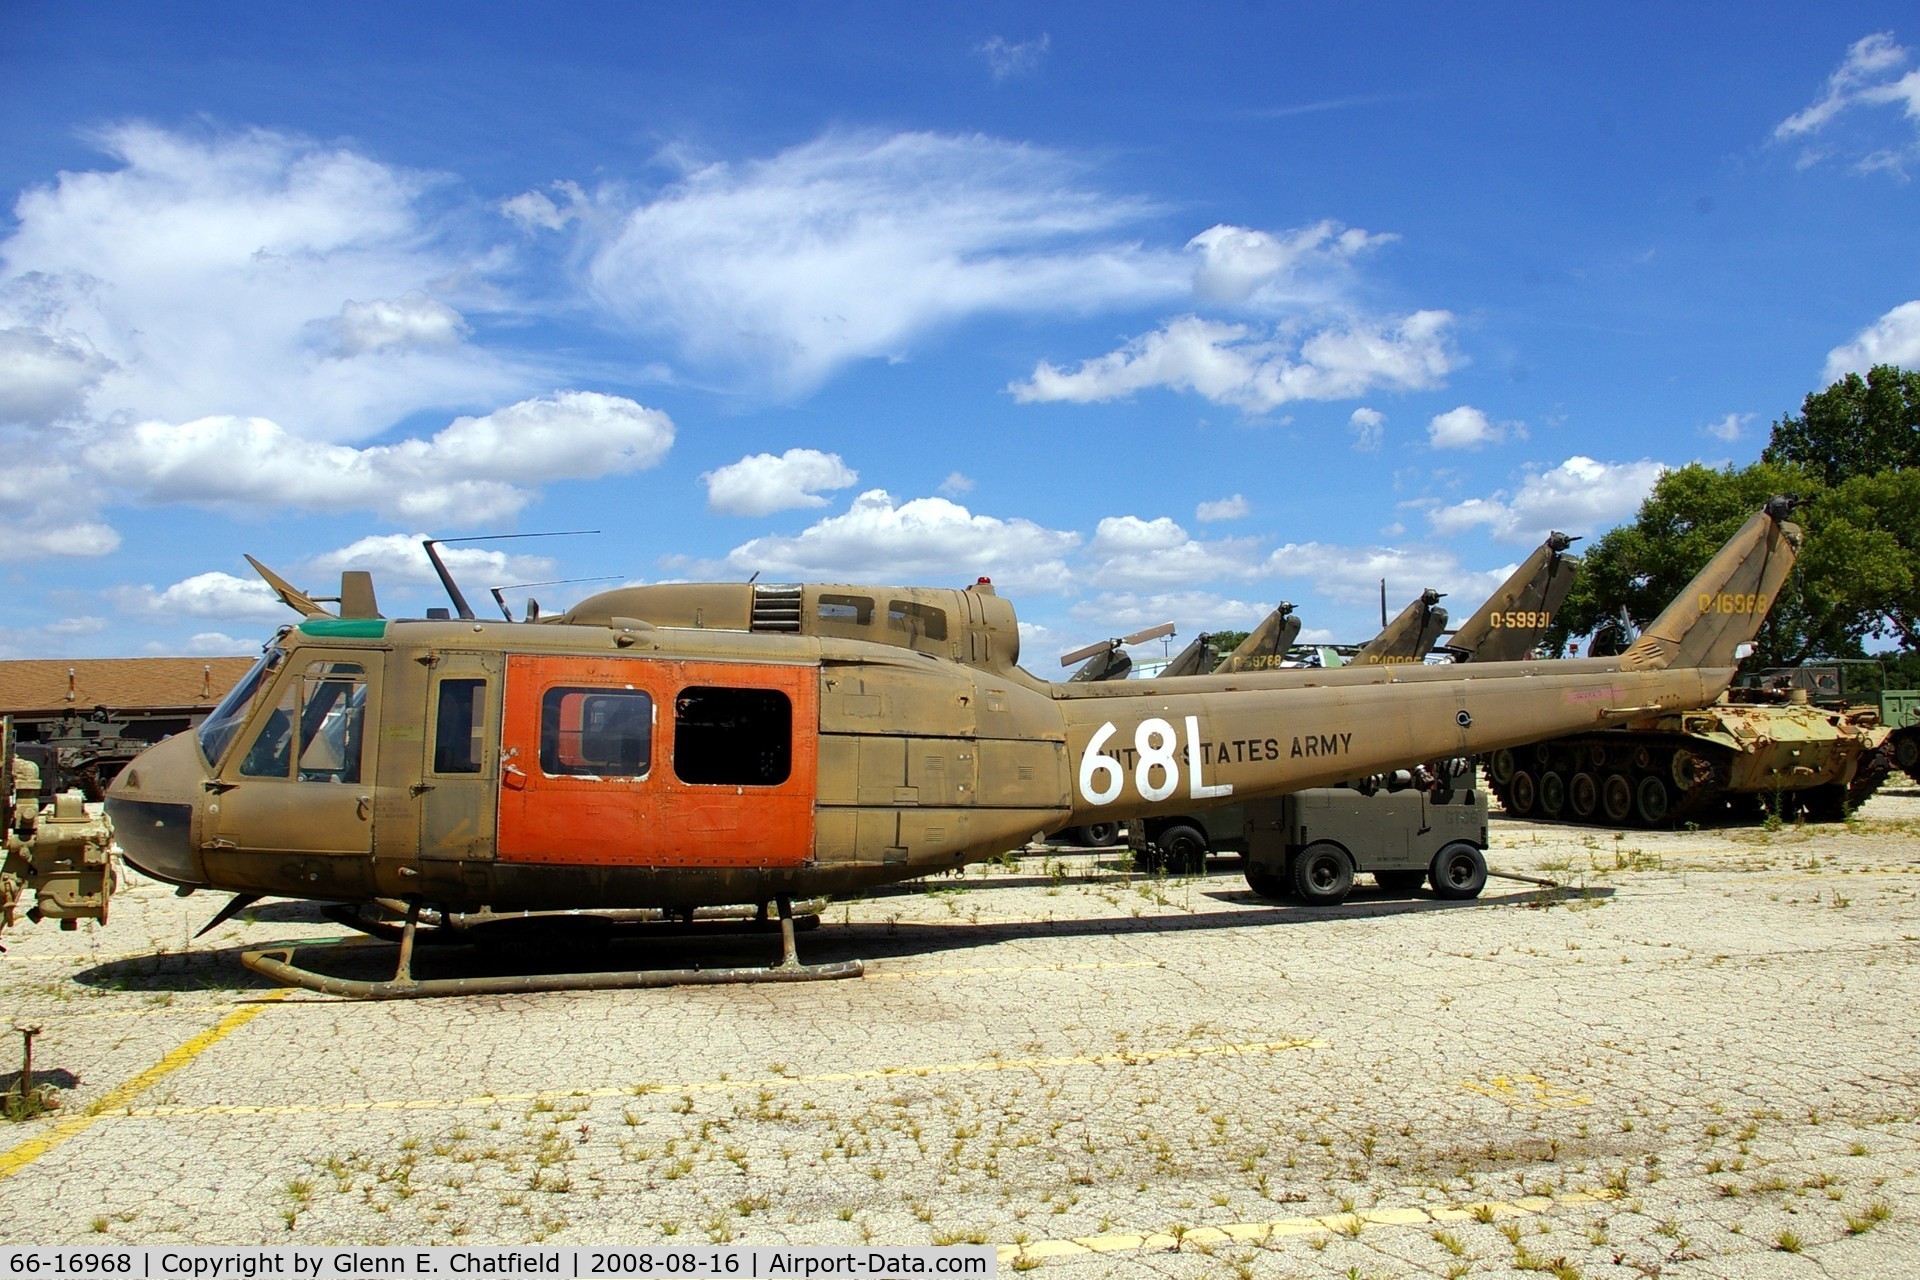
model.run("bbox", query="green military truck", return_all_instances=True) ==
[1130,770,1488,907]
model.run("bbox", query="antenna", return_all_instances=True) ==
[422,530,600,621]
[1380,579,1388,628]
[488,576,621,622]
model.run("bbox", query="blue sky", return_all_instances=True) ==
[3,4,1918,665]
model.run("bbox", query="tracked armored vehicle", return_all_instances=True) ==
[1486,669,1891,827]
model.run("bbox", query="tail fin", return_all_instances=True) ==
[1214,602,1301,673]
[1446,531,1581,663]
[1620,496,1801,672]
[1353,589,1448,665]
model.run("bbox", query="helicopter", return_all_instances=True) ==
[103,497,1800,998]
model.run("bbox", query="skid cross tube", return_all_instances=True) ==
[239,897,862,999]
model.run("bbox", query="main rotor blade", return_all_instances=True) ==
[1121,621,1177,647]
[1060,638,1116,667]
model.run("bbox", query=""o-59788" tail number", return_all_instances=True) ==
[1079,716,1233,806]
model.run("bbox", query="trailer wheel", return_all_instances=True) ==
[1079,822,1119,847]
[1430,842,1487,900]
[1155,823,1209,875]
[1373,870,1426,895]
[1290,841,1354,906]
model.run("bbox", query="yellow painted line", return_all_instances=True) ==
[996,1188,1622,1266]
[111,1036,1328,1119]
[1459,1073,1593,1111]
[0,991,289,1182]
[867,961,1164,979]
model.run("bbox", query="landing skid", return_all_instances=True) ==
[240,896,863,999]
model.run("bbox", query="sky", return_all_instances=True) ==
[2,3,1918,667]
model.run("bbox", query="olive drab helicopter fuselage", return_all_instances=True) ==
[104,500,1801,995]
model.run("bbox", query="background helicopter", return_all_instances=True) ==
[102,498,1800,998]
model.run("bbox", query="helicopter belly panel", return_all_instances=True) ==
[496,653,817,868]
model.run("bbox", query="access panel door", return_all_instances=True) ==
[496,654,817,867]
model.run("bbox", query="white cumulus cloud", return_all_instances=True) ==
[305,534,558,587]
[1188,221,1395,309]
[1265,541,1468,610]
[109,571,288,622]
[1427,405,1503,450]
[0,327,113,425]
[1011,311,1455,412]
[702,448,859,516]
[1427,456,1666,545]
[1083,515,1264,588]
[331,291,468,356]
[720,489,1080,593]
[1195,494,1249,523]
[1702,412,1751,442]
[1349,406,1385,451]
[581,131,1182,398]
[85,391,674,526]
[0,123,531,442]
[1823,300,1920,380]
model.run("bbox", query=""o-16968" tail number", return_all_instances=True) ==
[1079,716,1233,806]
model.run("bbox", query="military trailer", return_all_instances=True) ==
[1129,771,1488,907]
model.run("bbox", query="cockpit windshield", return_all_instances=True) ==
[195,644,287,768]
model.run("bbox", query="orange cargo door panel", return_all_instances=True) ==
[497,653,817,867]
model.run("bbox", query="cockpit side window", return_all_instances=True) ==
[196,646,286,768]
[239,661,367,784]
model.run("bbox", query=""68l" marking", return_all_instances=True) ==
[1078,715,1234,807]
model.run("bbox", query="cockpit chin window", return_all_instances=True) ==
[196,645,287,769]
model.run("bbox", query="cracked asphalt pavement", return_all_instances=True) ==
[3,791,1919,1278]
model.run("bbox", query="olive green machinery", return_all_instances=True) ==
[1486,662,1891,826]
[3,717,116,936]
[98,499,1799,997]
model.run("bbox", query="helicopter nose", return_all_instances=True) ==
[104,734,208,888]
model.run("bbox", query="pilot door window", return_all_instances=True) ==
[673,686,792,786]
[237,661,368,784]
[539,688,653,778]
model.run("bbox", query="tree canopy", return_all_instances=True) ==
[1549,365,1920,669]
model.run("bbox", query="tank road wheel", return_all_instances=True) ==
[1373,870,1427,895]
[1290,841,1355,906]
[1600,773,1634,825]
[1508,769,1538,817]
[1538,771,1567,819]
[1155,823,1209,875]
[1244,862,1288,900]
[1568,771,1599,820]
[1634,775,1672,827]
[1430,842,1488,900]
[1488,749,1517,785]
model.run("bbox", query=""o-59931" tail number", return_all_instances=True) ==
[1078,716,1234,806]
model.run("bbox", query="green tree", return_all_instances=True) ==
[1549,370,1920,669]
[1762,364,1920,484]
